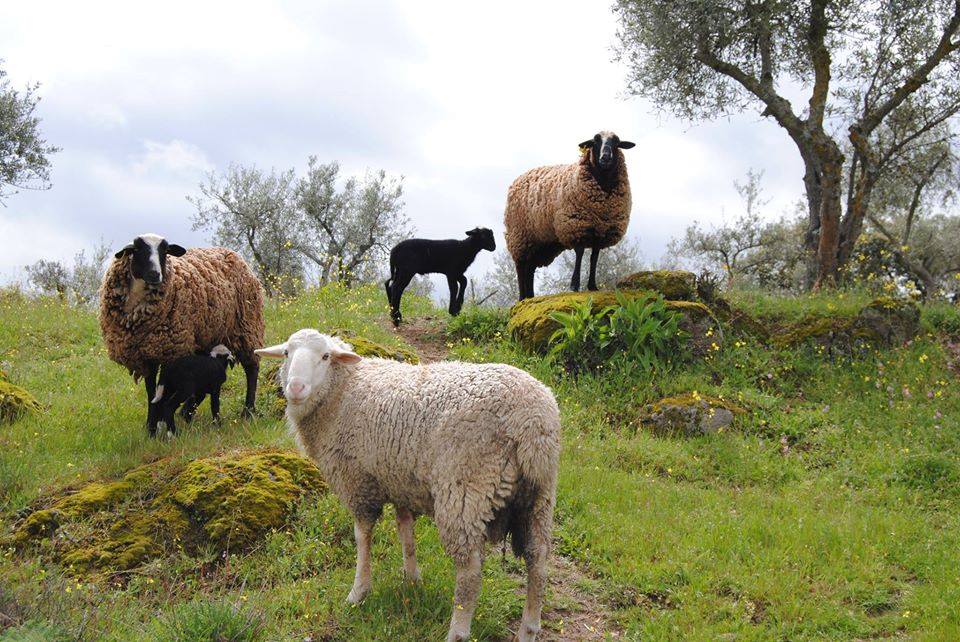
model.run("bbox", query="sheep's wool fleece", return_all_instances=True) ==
[98,247,265,380]
[291,358,561,562]
[504,147,631,267]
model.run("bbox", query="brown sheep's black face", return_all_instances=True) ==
[114,234,186,285]
[579,132,635,171]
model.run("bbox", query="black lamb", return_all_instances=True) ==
[150,344,235,436]
[384,227,496,325]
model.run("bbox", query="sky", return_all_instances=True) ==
[0,0,806,289]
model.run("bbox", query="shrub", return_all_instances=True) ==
[149,600,264,642]
[446,305,509,343]
[547,292,687,373]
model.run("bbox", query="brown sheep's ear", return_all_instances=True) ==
[618,141,636,149]
[167,244,187,257]
[578,139,594,149]
[114,243,134,259]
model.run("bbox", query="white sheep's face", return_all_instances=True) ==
[256,330,361,412]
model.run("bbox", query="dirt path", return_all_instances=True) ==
[386,315,450,363]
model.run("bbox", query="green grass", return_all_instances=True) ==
[1,284,959,640]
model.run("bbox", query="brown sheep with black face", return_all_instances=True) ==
[504,130,634,299]
[98,233,264,436]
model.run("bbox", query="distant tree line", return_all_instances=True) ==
[189,158,413,296]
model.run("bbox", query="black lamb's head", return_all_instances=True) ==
[466,227,496,252]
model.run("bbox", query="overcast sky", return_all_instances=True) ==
[0,0,806,286]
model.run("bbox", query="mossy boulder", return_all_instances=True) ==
[772,297,920,349]
[857,297,920,345]
[616,270,696,300]
[6,450,326,574]
[0,379,42,424]
[508,290,719,354]
[639,393,746,437]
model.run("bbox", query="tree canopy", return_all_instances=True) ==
[0,63,59,202]
[614,0,960,288]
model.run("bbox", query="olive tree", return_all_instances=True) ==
[1,63,59,202]
[613,0,960,288]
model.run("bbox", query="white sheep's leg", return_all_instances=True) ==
[518,493,554,642]
[446,550,483,642]
[395,507,421,582]
[347,518,375,604]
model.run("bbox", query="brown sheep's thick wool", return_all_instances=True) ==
[505,146,631,270]
[98,247,264,381]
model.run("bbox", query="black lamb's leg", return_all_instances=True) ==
[144,362,159,437]
[391,272,413,326]
[384,277,394,318]
[446,275,459,316]
[241,360,259,418]
[570,247,585,292]
[210,387,222,424]
[587,246,601,291]
[455,275,468,314]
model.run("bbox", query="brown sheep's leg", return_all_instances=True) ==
[144,362,159,437]
[570,246,585,292]
[525,264,537,300]
[514,259,527,300]
[241,360,258,418]
[446,549,483,642]
[587,246,601,291]
[396,507,421,582]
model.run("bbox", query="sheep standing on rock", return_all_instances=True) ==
[98,234,264,436]
[257,330,561,642]
[385,227,496,326]
[504,131,634,300]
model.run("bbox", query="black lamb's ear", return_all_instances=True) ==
[114,243,134,259]
[466,228,478,236]
[167,244,187,257]
[618,141,636,149]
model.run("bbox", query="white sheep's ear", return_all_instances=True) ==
[332,348,362,364]
[255,343,288,359]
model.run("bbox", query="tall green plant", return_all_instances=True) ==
[547,293,687,374]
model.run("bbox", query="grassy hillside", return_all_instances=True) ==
[1,285,959,641]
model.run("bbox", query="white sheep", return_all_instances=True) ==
[257,330,561,642]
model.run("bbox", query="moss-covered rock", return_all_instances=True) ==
[6,450,326,574]
[639,393,746,437]
[0,379,42,424]
[508,290,719,354]
[616,270,697,300]
[771,297,920,349]
[857,297,920,345]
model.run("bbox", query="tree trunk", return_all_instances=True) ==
[813,142,845,289]
[800,151,824,289]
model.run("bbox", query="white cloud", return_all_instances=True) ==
[0,0,811,289]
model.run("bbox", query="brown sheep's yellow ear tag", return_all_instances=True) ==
[579,145,590,155]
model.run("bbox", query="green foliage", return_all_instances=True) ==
[148,600,264,642]
[547,292,687,373]
[0,64,59,201]
[4,283,960,640]
[445,305,509,343]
